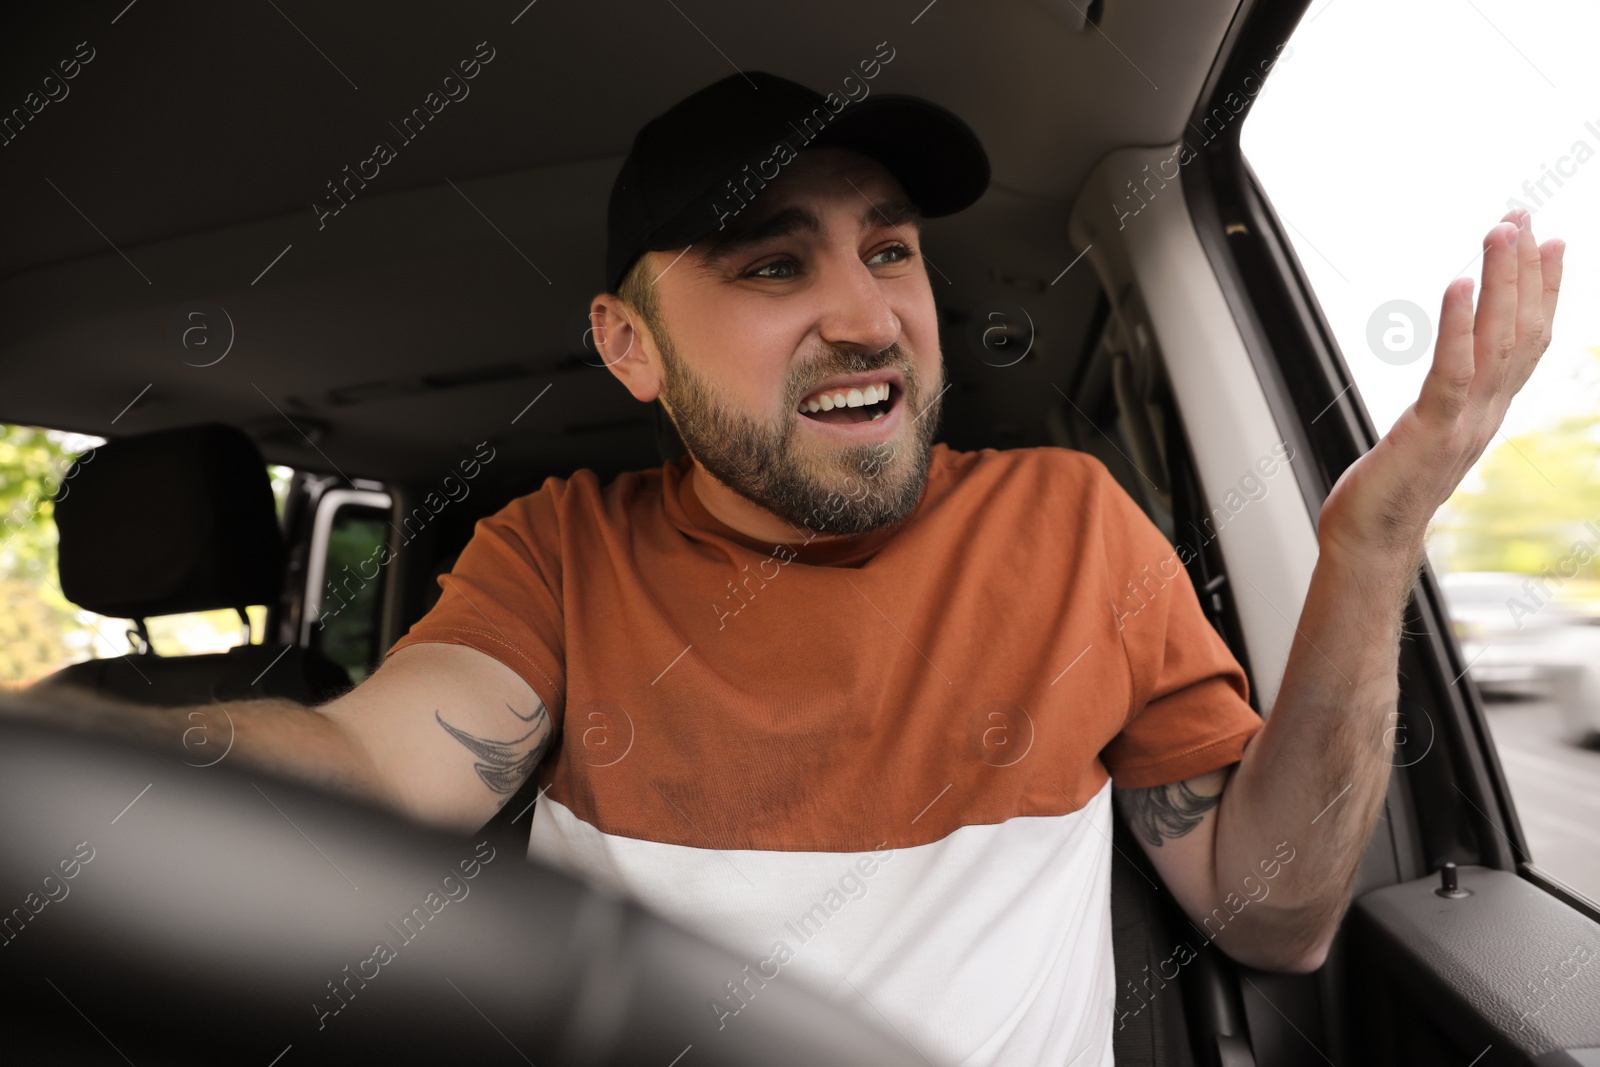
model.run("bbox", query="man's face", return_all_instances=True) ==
[637,146,945,538]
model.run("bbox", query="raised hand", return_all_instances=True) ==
[1318,209,1566,572]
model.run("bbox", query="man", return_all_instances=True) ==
[29,71,1565,1066]
[381,68,1564,1063]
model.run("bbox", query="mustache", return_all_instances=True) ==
[790,344,911,402]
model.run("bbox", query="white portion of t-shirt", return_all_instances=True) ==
[527,777,1119,1067]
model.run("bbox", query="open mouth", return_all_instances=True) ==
[797,381,899,425]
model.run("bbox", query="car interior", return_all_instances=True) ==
[2,0,1597,1064]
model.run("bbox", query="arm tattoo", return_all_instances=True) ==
[1116,778,1223,847]
[435,702,550,795]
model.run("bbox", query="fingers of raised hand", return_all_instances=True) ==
[1511,212,1548,354]
[1480,210,1567,398]
[1418,276,1478,426]
[1419,212,1564,432]
[1539,236,1566,348]
[1474,218,1523,390]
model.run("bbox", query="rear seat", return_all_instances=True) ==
[34,423,351,707]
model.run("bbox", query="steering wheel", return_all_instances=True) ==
[0,712,930,1066]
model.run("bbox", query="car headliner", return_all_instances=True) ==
[0,0,1242,485]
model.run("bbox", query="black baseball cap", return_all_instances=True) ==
[605,70,990,294]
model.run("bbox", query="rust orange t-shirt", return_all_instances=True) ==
[386,442,1263,1066]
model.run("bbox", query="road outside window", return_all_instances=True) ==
[1244,0,1600,903]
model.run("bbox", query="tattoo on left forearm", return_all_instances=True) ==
[1117,778,1223,847]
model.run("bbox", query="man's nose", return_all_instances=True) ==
[815,252,901,354]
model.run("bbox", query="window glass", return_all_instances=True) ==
[0,423,294,687]
[310,502,390,685]
[1243,0,1600,903]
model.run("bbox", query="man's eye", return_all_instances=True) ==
[869,244,915,266]
[747,258,798,280]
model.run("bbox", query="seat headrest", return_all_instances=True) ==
[54,424,285,619]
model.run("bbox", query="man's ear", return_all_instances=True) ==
[590,290,660,403]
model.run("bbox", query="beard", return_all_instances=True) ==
[653,325,944,538]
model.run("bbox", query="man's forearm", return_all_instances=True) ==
[1209,539,1420,971]
[1194,210,1562,973]
[8,686,389,808]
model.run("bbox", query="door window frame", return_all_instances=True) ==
[300,487,393,655]
[1181,0,1599,918]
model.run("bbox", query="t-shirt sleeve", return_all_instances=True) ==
[383,487,566,722]
[1088,459,1264,789]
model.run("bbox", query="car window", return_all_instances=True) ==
[0,422,293,684]
[302,487,392,684]
[1242,1,1600,904]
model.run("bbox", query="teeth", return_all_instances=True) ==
[799,382,892,414]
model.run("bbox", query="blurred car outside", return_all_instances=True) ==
[1440,570,1600,745]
